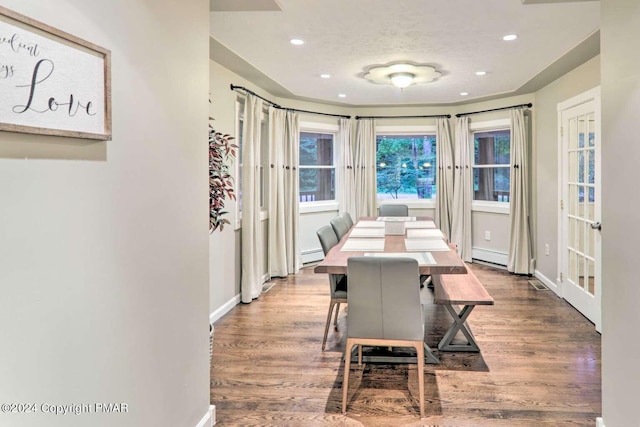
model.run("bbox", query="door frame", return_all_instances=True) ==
[556,86,601,332]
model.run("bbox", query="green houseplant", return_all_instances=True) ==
[209,126,238,232]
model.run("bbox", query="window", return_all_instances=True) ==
[236,104,243,211]
[235,100,268,222]
[299,131,336,203]
[473,129,510,202]
[376,134,437,200]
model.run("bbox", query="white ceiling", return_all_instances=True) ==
[210,0,600,106]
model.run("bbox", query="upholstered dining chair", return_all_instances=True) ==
[316,225,348,351]
[378,204,409,217]
[342,256,427,418]
[339,212,354,229]
[330,215,351,241]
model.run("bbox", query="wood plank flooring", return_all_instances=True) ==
[210,263,601,426]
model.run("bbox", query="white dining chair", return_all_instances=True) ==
[342,256,428,417]
[378,204,409,217]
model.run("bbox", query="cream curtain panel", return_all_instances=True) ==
[337,118,356,219]
[435,118,454,240]
[451,116,473,262]
[241,95,264,303]
[353,119,377,218]
[268,107,300,277]
[508,109,532,274]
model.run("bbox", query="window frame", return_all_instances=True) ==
[469,119,511,215]
[375,125,437,210]
[298,121,339,213]
[234,99,269,230]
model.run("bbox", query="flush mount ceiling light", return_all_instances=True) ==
[364,63,441,89]
[390,72,414,89]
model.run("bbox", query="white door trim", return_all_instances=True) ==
[557,86,601,332]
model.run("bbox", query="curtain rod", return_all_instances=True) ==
[230,84,351,119]
[355,114,451,120]
[455,103,533,118]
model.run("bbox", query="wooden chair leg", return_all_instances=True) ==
[415,341,425,418]
[342,338,354,415]
[322,300,336,351]
[333,302,340,328]
[357,345,362,365]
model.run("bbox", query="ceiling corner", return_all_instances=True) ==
[522,0,598,4]
[210,0,282,12]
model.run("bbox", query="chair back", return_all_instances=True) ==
[317,225,338,256]
[339,212,354,229]
[346,256,423,341]
[330,216,350,241]
[378,204,409,217]
[316,226,347,297]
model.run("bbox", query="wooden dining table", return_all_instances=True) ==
[313,216,469,364]
[313,217,468,276]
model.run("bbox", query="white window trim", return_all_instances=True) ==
[470,118,511,213]
[299,121,339,208]
[377,125,437,134]
[299,200,339,214]
[234,100,243,230]
[472,200,510,215]
[469,118,510,132]
[234,99,269,230]
[375,124,438,209]
[300,121,339,133]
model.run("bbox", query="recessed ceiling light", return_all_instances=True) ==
[475,71,487,76]
[338,93,347,98]
[460,92,469,96]
[290,38,304,45]
[503,34,518,41]
[320,74,331,79]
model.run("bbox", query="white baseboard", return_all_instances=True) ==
[596,417,604,427]
[210,294,241,325]
[534,269,561,297]
[472,247,508,266]
[196,405,215,427]
[301,247,324,264]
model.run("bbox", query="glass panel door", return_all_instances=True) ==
[560,92,601,330]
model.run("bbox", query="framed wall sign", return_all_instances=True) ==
[0,6,111,141]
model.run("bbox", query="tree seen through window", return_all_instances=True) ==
[376,135,436,200]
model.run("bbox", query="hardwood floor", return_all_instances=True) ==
[210,263,601,426]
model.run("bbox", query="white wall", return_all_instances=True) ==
[209,61,242,317]
[601,1,640,425]
[0,2,210,427]
[472,211,511,263]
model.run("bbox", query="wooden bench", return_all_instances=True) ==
[433,268,494,352]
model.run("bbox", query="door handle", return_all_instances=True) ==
[590,221,601,231]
